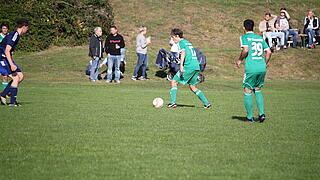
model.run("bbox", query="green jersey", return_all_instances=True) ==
[240,32,269,73]
[0,34,5,43]
[178,39,200,71]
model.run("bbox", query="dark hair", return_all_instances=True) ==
[265,13,271,16]
[16,18,29,28]
[280,8,286,11]
[243,19,254,31]
[110,25,117,30]
[171,28,183,38]
[1,22,9,29]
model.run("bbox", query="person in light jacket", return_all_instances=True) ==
[131,26,151,81]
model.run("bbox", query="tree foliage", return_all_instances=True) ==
[0,0,114,51]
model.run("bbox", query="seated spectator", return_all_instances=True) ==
[303,11,319,49]
[169,37,179,59]
[275,8,298,48]
[259,13,285,50]
[88,27,103,82]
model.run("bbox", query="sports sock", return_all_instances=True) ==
[255,90,265,116]
[170,86,177,104]
[2,81,8,90]
[195,90,209,106]
[1,80,12,97]
[9,86,18,104]
[244,92,253,119]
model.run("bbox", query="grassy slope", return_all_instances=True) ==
[110,0,320,80]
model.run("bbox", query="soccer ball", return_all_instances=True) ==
[153,98,164,108]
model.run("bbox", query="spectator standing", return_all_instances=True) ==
[131,26,151,81]
[275,8,298,48]
[88,27,103,82]
[259,13,285,50]
[105,26,125,83]
[303,11,319,49]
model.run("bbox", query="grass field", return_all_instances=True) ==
[1,0,320,179]
[1,80,320,179]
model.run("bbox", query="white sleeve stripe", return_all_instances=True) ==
[12,32,18,42]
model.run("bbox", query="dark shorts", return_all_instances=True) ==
[0,60,22,76]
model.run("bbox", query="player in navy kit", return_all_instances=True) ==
[0,18,29,106]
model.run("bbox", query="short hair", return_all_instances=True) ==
[94,27,102,33]
[17,18,29,28]
[1,22,9,29]
[243,19,254,31]
[280,8,286,11]
[265,13,271,16]
[171,28,183,38]
[138,26,147,32]
[110,25,117,30]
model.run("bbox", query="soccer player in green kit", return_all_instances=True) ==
[0,23,9,91]
[168,28,211,108]
[235,19,272,122]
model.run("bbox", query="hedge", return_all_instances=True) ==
[0,0,114,52]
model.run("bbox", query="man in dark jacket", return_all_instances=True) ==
[89,27,103,82]
[105,26,125,83]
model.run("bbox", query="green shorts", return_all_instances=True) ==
[173,70,199,86]
[242,72,266,89]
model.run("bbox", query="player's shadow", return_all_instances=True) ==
[231,116,248,122]
[177,104,195,108]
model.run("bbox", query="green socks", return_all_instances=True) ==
[255,90,265,115]
[195,90,209,106]
[170,86,177,104]
[170,87,209,106]
[2,81,8,90]
[244,92,253,119]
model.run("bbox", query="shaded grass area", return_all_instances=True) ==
[14,46,320,82]
[0,80,319,179]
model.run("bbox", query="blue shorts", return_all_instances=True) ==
[0,60,22,76]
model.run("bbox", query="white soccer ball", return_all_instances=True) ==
[153,98,164,108]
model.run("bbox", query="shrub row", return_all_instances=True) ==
[0,0,114,51]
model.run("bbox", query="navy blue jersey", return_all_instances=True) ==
[0,31,20,59]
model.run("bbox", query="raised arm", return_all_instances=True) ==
[284,10,291,20]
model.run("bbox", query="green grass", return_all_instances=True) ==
[1,80,320,179]
[1,0,320,179]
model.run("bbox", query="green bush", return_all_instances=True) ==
[0,0,114,52]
